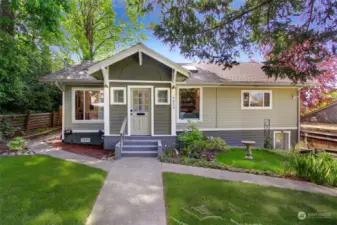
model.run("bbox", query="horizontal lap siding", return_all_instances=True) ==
[217,88,297,128]
[64,85,104,131]
[177,87,297,130]
[154,105,171,135]
[109,82,171,135]
[177,87,217,130]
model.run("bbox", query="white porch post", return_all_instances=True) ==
[171,70,177,135]
[102,67,110,135]
[62,90,65,140]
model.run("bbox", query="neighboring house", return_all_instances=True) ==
[301,102,337,124]
[41,43,303,155]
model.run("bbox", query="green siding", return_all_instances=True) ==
[109,54,172,81]
[177,87,298,130]
[64,85,104,131]
[176,72,187,82]
[109,82,171,135]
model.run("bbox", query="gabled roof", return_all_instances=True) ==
[40,43,190,82]
[180,62,305,86]
[87,43,190,77]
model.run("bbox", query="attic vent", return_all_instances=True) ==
[182,65,198,73]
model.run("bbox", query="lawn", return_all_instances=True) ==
[163,172,337,225]
[0,155,106,225]
[216,148,288,173]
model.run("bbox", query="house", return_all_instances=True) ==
[301,102,337,124]
[41,43,303,156]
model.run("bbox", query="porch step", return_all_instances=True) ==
[122,144,158,151]
[124,140,159,146]
[115,137,163,158]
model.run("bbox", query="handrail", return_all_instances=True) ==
[120,116,127,147]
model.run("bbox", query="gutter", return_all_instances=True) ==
[176,82,308,87]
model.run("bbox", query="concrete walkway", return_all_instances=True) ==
[86,157,166,225]
[27,136,337,225]
[162,163,337,197]
[28,133,113,171]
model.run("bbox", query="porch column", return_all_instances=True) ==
[171,70,177,135]
[102,67,110,135]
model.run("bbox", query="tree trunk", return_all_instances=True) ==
[0,0,15,36]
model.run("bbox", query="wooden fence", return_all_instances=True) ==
[0,110,61,131]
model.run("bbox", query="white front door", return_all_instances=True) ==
[130,88,151,135]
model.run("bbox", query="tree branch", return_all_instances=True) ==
[193,0,274,35]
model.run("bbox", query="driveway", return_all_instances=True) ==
[86,157,167,225]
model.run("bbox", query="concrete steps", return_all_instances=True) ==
[115,137,163,158]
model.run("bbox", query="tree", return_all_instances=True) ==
[62,0,146,61]
[132,0,337,83]
[0,0,71,113]
[301,57,337,114]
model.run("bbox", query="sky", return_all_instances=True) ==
[110,0,264,64]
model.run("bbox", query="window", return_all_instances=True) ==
[273,131,291,150]
[111,87,126,104]
[178,87,202,122]
[155,88,170,105]
[241,90,272,109]
[73,89,104,122]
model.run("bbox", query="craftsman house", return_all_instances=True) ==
[41,43,303,156]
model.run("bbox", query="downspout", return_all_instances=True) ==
[55,82,65,142]
[297,88,301,147]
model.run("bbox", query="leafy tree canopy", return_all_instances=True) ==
[132,0,337,83]
[62,0,146,61]
[0,0,71,113]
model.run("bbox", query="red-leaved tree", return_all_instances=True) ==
[301,57,337,115]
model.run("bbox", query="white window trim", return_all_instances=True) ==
[155,88,171,105]
[241,90,272,110]
[110,87,126,105]
[273,131,291,150]
[72,87,104,123]
[177,86,203,123]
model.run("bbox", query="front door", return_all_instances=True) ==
[130,88,151,135]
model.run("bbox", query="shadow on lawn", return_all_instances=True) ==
[0,155,106,225]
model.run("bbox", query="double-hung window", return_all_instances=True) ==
[241,90,272,109]
[73,88,104,122]
[111,87,126,105]
[155,88,170,105]
[177,87,202,122]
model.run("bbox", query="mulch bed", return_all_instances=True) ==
[47,139,113,159]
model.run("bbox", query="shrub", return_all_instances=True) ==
[284,151,337,186]
[264,136,272,149]
[7,137,28,152]
[0,120,22,139]
[177,123,204,149]
[206,137,227,151]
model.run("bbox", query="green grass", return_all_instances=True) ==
[216,148,288,173]
[0,155,107,225]
[163,172,337,225]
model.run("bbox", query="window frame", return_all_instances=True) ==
[177,86,203,123]
[155,88,171,105]
[241,90,272,110]
[110,87,126,105]
[72,87,104,123]
[273,131,291,150]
